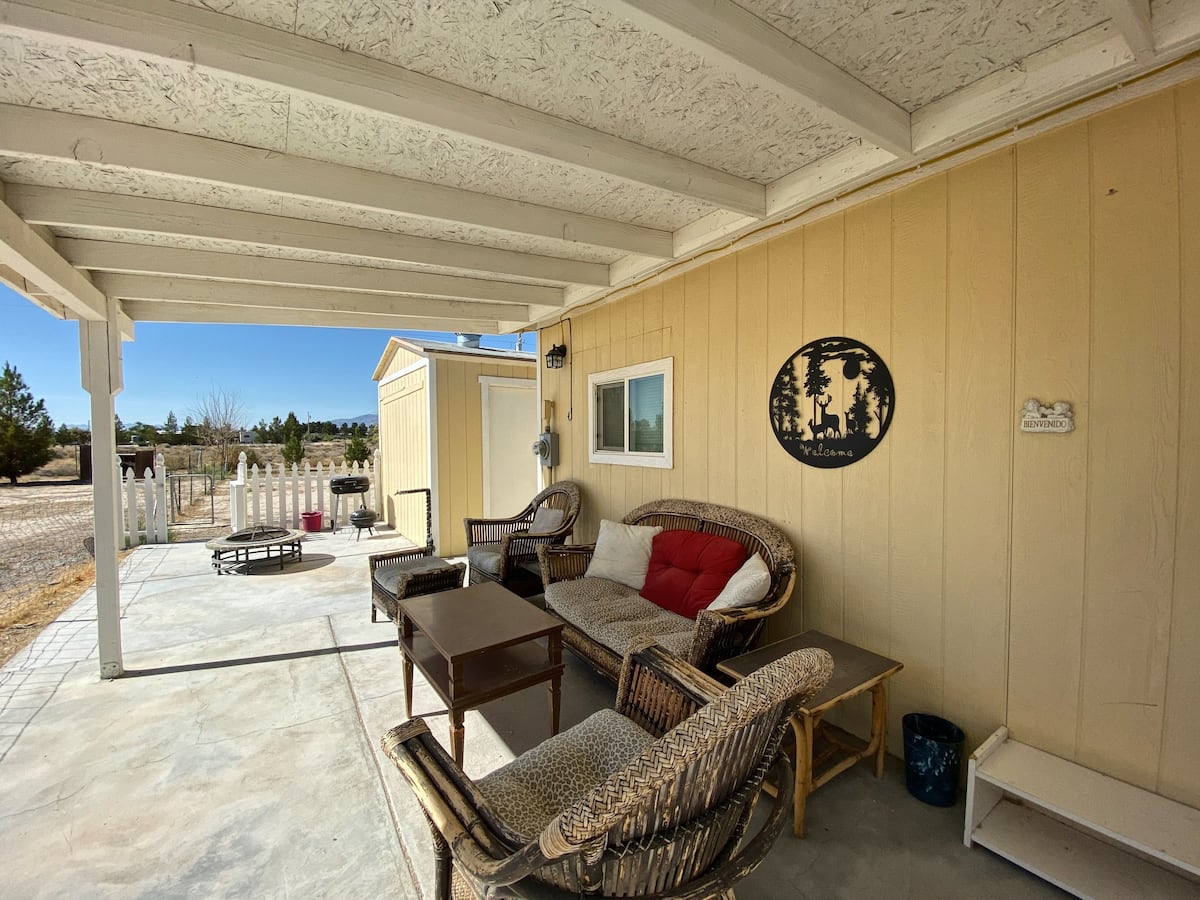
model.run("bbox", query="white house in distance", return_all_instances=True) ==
[372,335,538,556]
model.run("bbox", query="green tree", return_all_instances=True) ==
[0,363,55,485]
[163,410,179,443]
[179,415,200,445]
[281,433,304,466]
[56,424,90,446]
[344,434,370,465]
[282,411,302,441]
[113,415,130,443]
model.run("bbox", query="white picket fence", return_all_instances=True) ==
[118,452,170,547]
[228,451,383,532]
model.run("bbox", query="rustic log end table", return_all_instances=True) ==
[718,630,903,838]
[397,581,564,766]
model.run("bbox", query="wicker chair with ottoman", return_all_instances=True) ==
[537,499,796,681]
[382,638,834,900]
[464,481,581,597]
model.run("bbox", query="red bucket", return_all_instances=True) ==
[300,511,323,532]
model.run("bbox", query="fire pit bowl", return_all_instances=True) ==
[206,526,306,574]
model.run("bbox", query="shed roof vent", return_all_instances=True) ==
[455,333,482,349]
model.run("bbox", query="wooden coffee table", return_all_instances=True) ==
[718,630,902,837]
[397,581,564,766]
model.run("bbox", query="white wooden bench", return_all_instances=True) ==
[965,726,1200,898]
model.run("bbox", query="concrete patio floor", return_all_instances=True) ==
[0,530,1065,899]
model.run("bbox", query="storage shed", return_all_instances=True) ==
[373,335,538,556]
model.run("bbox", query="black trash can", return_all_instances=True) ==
[902,713,965,807]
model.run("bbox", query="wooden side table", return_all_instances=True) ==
[718,630,903,837]
[398,581,563,766]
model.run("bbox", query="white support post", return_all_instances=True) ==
[265,463,274,525]
[154,452,168,542]
[79,301,124,679]
[230,451,247,532]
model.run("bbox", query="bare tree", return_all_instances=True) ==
[191,387,246,477]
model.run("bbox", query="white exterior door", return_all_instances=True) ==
[480,377,539,516]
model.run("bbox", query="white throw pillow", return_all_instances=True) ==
[585,519,663,590]
[707,553,771,611]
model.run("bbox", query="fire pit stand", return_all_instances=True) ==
[206,526,306,575]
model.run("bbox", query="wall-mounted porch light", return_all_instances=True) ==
[545,344,567,369]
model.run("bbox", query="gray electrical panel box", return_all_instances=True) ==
[532,431,559,467]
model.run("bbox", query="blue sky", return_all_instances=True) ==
[0,283,534,429]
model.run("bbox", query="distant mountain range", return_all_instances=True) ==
[332,414,378,427]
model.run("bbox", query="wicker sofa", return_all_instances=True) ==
[537,499,797,681]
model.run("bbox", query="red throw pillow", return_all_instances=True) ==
[640,530,748,618]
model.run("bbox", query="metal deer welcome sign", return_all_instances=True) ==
[769,336,895,469]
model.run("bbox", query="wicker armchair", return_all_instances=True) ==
[537,499,797,681]
[464,481,581,597]
[370,488,466,622]
[382,639,834,900]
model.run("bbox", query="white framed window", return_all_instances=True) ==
[588,358,673,469]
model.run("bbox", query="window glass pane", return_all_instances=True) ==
[628,375,664,453]
[596,382,625,451]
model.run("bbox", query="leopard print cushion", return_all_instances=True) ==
[476,708,655,841]
[544,577,695,658]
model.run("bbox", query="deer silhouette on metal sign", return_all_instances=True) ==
[808,393,842,439]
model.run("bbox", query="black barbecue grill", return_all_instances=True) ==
[329,475,371,532]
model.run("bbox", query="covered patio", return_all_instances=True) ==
[0,529,1058,898]
[2,2,1199,896]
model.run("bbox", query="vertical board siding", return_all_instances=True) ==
[1161,79,1200,806]
[1008,123,1092,759]
[800,215,846,639]
[542,81,1200,803]
[942,152,1015,755]
[888,176,949,745]
[1079,94,1180,787]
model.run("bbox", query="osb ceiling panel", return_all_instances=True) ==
[175,0,299,33]
[286,98,715,231]
[0,34,290,149]
[0,156,623,264]
[47,226,567,287]
[292,0,857,182]
[740,0,1109,110]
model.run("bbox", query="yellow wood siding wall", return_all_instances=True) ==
[539,80,1200,806]
[378,347,429,545]
[431,357,535,557]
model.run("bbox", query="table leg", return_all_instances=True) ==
[400,615,414,719]
[450,710,465,767]
[794,714,814,838]
[549,635,562,736]
[870,682,888,779]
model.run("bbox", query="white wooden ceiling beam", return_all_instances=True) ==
[0,195,106,320]
[94,274,528,323]
[118,299,502,333]
[58,239,563,307]
[1100,0,1156,60]
[0,105,672,258]
[6,185,611,287]
[2,0,765,217]
[603,0,912,159]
